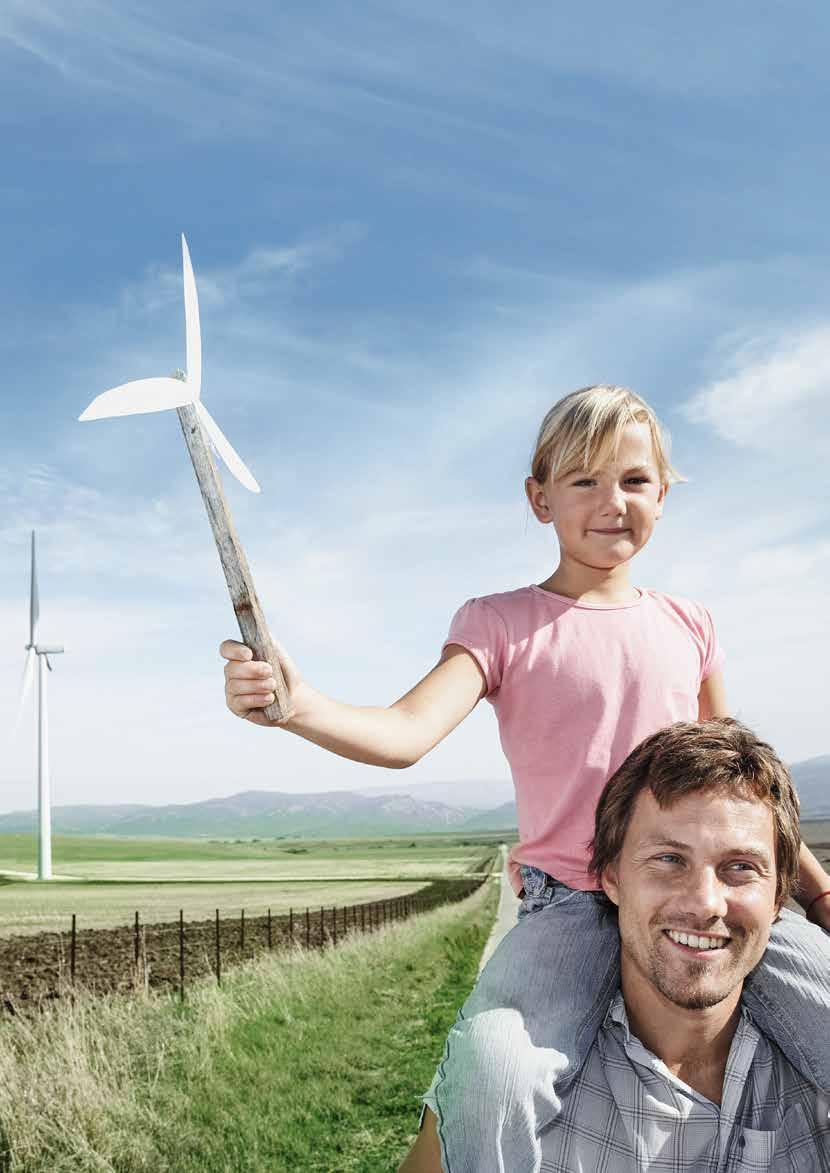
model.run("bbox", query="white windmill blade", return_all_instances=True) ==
[181,234,202,398]
[78,377,194,422]
[11,648,36,739]
[195,401,261,493]
[29,531,39,646]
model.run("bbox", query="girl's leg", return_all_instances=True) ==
[426,882,619,1173]
[742,908,830,1089]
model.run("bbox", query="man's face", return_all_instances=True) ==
[602,788,778,1010]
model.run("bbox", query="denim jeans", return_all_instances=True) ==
[426,865,830,1173]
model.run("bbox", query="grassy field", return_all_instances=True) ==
[0,879,498,1172]
[0,832,505,936]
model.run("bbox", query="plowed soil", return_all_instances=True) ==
[0,877,484,1012]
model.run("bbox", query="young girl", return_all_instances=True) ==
[221,385,830,1171]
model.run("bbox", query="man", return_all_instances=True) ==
[400,719,830,1171]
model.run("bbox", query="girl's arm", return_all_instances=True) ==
[697,669,830,928]
[697,669,728,721]
[796,843,830,929]
[221,640,486,768]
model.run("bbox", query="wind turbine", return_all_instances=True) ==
[78,234,289,720]
[17,531,64,881]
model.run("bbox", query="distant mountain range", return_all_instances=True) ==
[791,756,830,819]
[0,789,517,839]
[0,754,825,839]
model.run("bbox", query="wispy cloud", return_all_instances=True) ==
[683,324,830,450]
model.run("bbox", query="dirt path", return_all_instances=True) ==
[478,844,520,974]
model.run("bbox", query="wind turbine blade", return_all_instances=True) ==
[79,377,193,421]
[195,402,261,493]
[181,234,202,400]
[11,648,36,739]
[29,531,39,646]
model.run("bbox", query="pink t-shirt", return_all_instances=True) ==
[444,586,724,893]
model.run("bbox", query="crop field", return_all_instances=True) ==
[0,831,504,937]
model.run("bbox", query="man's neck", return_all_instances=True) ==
[620,958,742,1105]
[540,558,638,606]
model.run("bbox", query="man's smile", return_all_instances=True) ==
[663,928,732,954]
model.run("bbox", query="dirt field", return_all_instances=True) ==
[0,877,483,1011]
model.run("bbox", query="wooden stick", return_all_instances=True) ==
[177,403,289,721]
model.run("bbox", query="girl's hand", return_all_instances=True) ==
[219,639,485,767]
[220,638,305,728]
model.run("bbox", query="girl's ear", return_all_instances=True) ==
[525,476,554,524]
[654,481,669,520]
[601,861,621,907]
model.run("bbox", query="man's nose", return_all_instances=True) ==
[683,867,729,921]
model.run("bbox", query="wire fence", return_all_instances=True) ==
[0,876,489,1012]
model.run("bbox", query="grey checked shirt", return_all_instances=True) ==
[538,993,830,1172]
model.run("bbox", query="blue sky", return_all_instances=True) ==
[2,3,829,812]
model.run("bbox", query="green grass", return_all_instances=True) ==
[0,879,497,1172]
[0,831,506,870]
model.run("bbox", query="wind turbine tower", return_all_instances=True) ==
[18,531,65,880]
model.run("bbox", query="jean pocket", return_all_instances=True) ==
[518,866,556,919]
[519,865,549,899]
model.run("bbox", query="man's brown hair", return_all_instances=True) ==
[588,718,801,904]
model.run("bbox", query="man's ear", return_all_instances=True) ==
[601,860,621,907]
[525,477,554,524]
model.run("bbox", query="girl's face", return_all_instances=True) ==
[526,421,667,571]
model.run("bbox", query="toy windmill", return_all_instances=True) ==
[79,236,288,721]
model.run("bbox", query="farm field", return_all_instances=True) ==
[0,831,504,937]
[0,881,499,1172]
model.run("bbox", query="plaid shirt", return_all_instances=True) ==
[539,992,830,1172]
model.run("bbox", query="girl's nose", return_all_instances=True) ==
[599,484,626,514]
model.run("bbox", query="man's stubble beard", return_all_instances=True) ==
[636,940,744,1011]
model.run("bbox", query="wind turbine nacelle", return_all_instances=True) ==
[36,644,65,655]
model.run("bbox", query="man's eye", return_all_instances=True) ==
[656,854,682,865]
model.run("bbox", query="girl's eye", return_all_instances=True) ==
[572,478,596,487]
[625,476,650,485]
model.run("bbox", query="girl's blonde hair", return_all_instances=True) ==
[530,384,683,487]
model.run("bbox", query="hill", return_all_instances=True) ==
[0,789,487,839]
[1,753,824,839]
[791,756,830,818]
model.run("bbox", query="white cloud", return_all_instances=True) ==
[683,324,830,450]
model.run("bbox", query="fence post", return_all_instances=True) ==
[70,913,76,986]
[134,910,140,969]
[305,906,310,949]
[240,909,245,954]
[320,905,325,946]
[269,907,274,950]
[179,909,185,1003]
[215,908,221,986]
[286,907,291,946]
[360,903,365,933]
[332,905,338,946]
